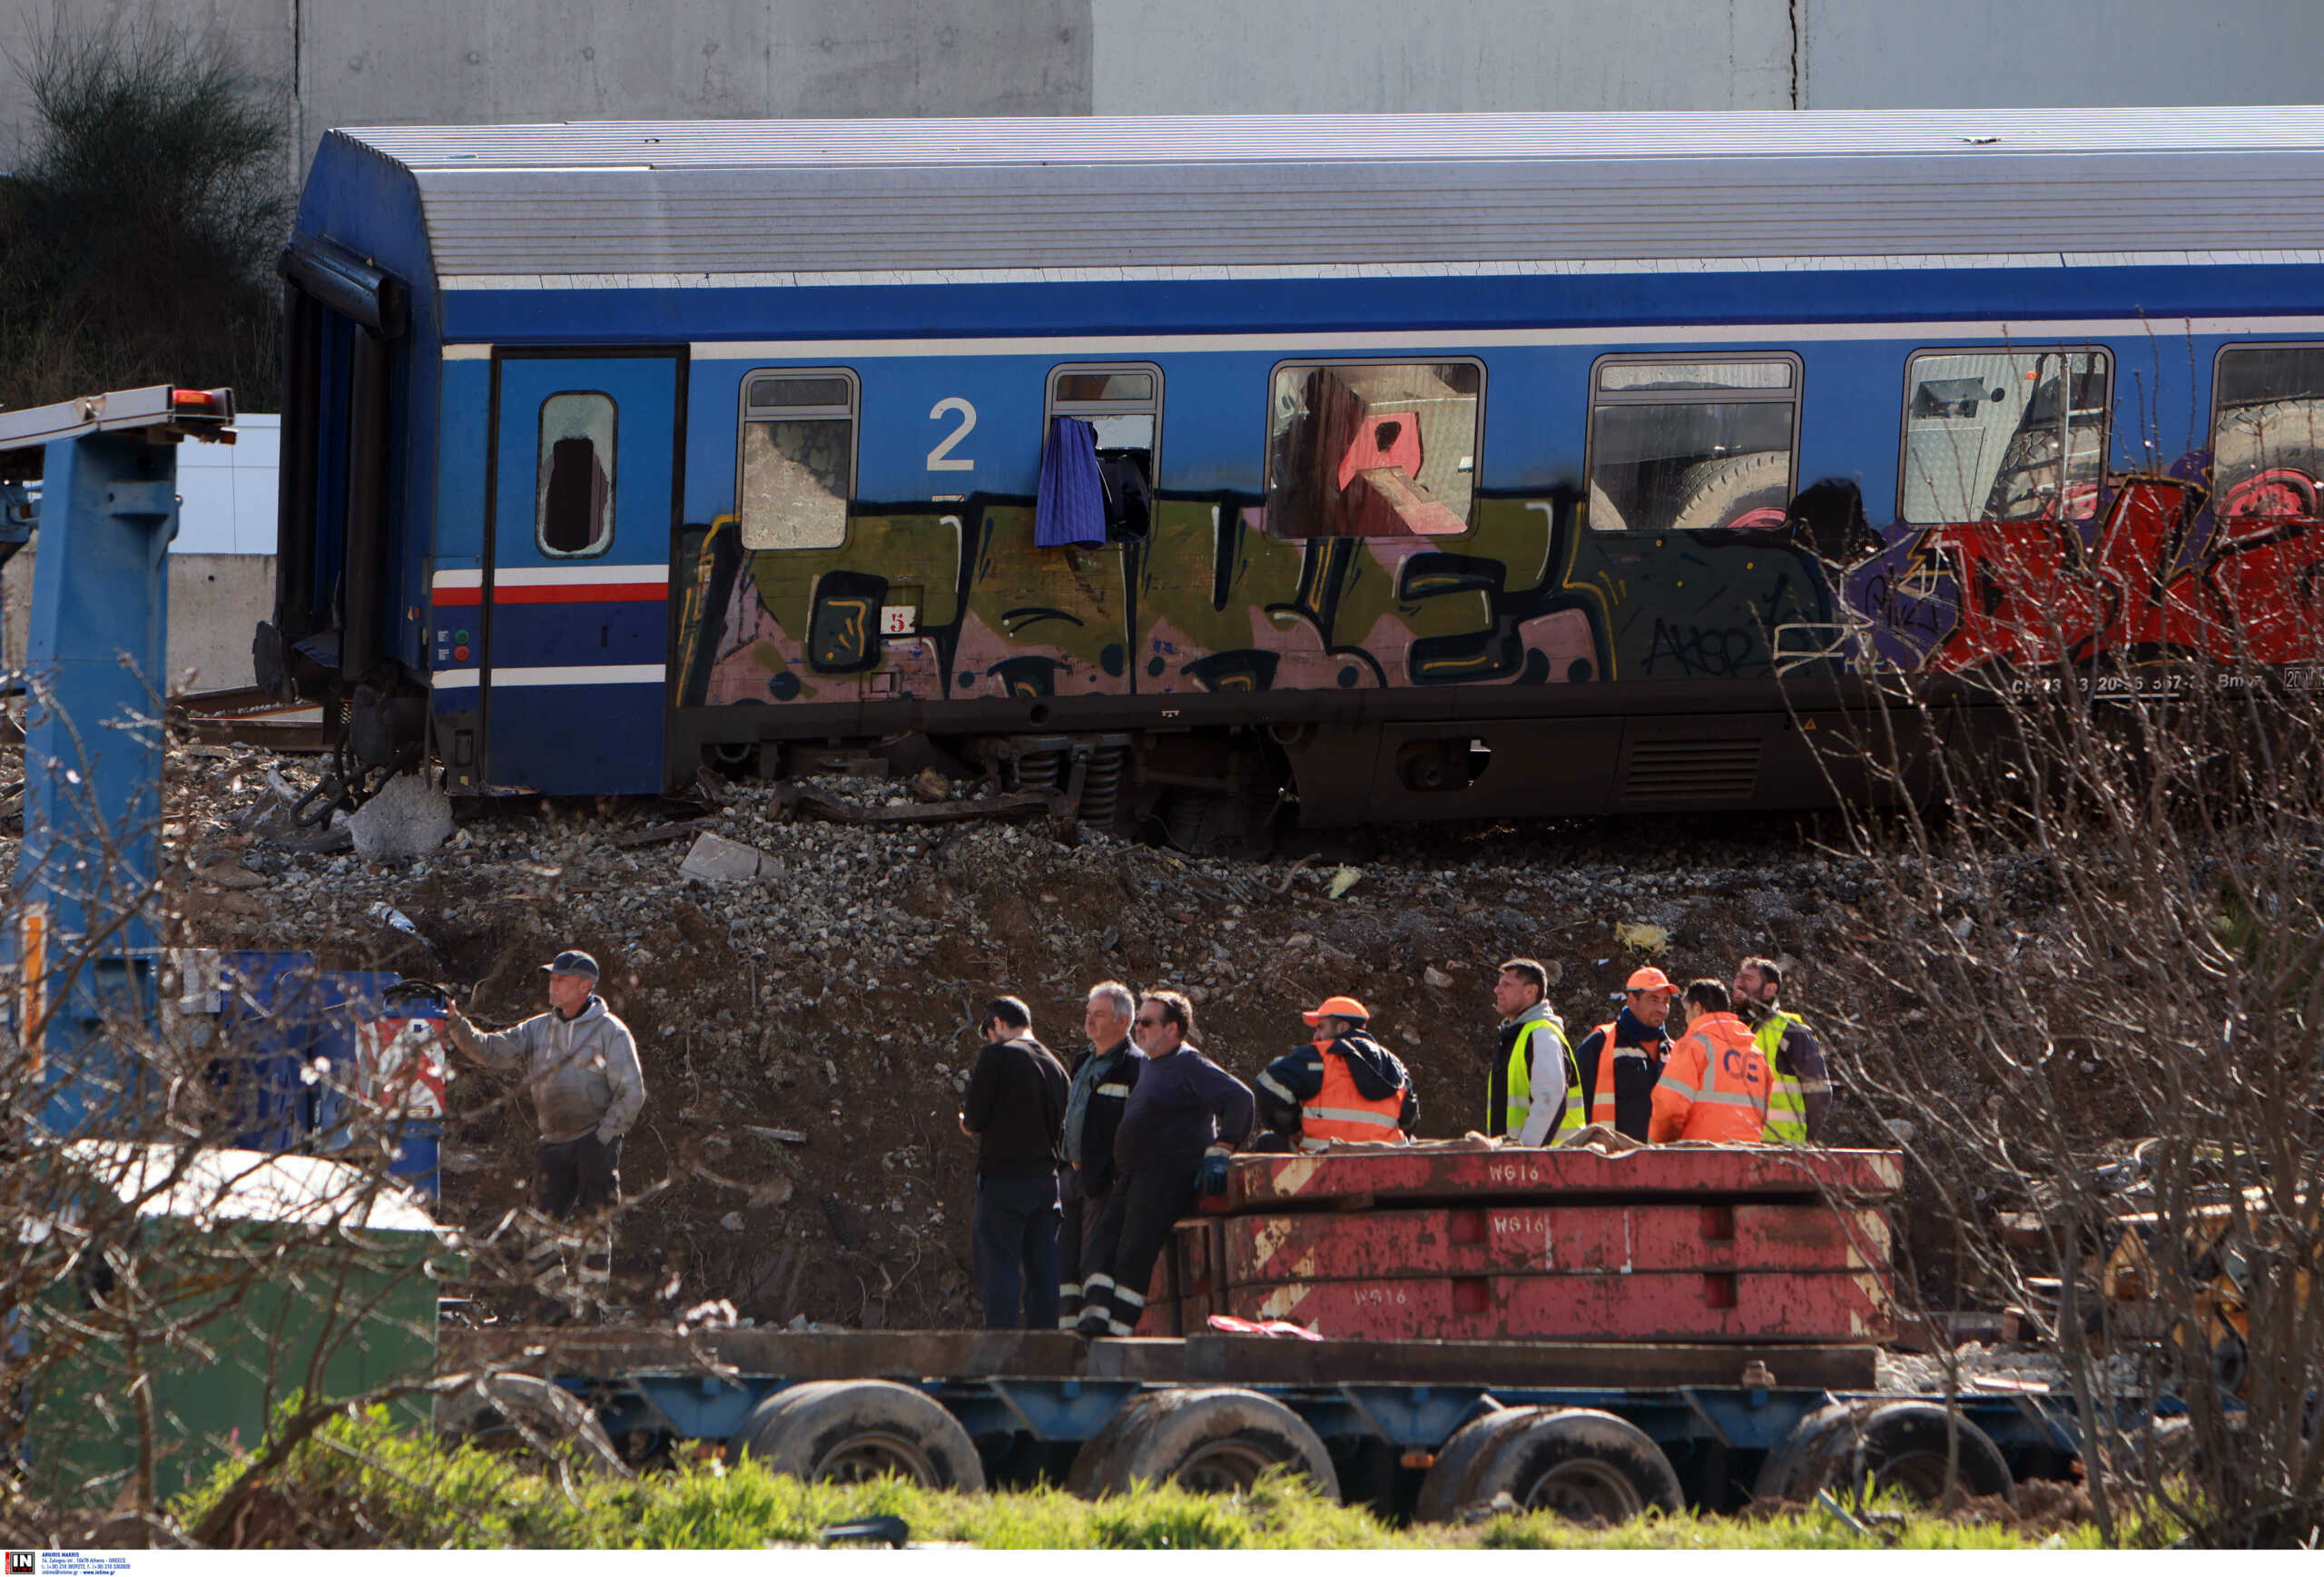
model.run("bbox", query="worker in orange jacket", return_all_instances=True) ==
[1254,995,1418,1150]
[1649,979,1770,1144]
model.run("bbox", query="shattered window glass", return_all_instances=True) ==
[1265,360,1481,538]
[739,370,855,551]
[1901,350,2109,526]
[536,391,615,557]
[1589,357,1797,533]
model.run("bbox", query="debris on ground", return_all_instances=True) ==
[143,738,1895,1331]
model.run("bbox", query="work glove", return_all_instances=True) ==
[1198,1150,1231,1198]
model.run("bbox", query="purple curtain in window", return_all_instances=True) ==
[1035,415,1107,547]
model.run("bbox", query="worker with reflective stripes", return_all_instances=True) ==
[1076,991,1254,1338]
[1058,980,1145,1327]
[1571,966,1679,1140]
[1732,956,1832,1144]
[1484,958,1584,1145]
[1649,979,1770,1144]
[1255,995,1418,1150]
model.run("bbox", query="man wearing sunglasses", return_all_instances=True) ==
[1076,990,1253,1337]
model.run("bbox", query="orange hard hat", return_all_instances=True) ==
[1624,967,1679,995]
[1302,994,1371,1025]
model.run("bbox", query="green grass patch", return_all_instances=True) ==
[172,1407,2097,1550]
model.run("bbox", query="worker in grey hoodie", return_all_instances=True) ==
[446,949,646,1218]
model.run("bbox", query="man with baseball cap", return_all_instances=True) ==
[1571,967,1680,1141]
[446,949,646,1223]
[1254,996,1418,1151]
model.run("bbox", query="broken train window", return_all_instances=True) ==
[1587,355,1798,534]
[536,390,615,557]
[738,370,857,551]
[1264,360,1482,538]
[1047,364,1160,540]
[1901,349,2110,526]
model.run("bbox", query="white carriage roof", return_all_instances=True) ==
[324,108,2324,282]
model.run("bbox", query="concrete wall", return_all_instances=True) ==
[10,1,2324,178]
[4,549,271,694]
[1087,0,1795,113]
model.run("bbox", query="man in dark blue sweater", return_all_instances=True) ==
[1076,990,1254,1337]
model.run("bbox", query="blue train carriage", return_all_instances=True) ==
[258,111,2324,843]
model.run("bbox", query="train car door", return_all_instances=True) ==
[484,350,682,795]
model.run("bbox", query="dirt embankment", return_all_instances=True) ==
[162,745,1880,1328]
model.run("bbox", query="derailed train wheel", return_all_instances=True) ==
[1067,1387,1339,1500]
[727,1379,987,1490]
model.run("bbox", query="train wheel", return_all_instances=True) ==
[1463,1409,1682,1525]
[1067,1387,1338,1500]
[726,1379,986,1491]
[436,1373,631,1476]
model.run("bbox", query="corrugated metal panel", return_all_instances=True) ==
[317,110,2324,279]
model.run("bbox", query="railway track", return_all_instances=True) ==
[169,686,327,753]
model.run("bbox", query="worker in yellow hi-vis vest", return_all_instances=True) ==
[1482,958,1583,1145]
[1733,956,1831,1144]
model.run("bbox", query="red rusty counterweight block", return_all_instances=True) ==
[1209,1201,1891,1285]
[1154,1141,1905,1344]
[1214,1268,1892,1343]
[1201,1140,1903,1214]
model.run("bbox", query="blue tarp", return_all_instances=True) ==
[1035,415,1106,547]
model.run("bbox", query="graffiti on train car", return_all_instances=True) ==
[1843,460,2324,675]
[672,487,1863,705]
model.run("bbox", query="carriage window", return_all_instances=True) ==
[1587,356,1797,533]
[2211,346,2324,527]
[1901,349,2110,526]
[1048,363,1161,539]
[1264,360,1480,538]
[739,370,857,551]
[536,391,615,556]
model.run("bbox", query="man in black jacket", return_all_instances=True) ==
[1571,967,1679,1140]
[1076,990,1253,1337]
[1058,980,1142,1327]
[960,996,1069,1330]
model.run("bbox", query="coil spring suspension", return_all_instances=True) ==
[1079,744,1127,824]
[1009,748,1064,793]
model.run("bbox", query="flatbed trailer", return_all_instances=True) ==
[442,1326,2083,1522]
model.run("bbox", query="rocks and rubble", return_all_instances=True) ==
[144,737,1898,1333]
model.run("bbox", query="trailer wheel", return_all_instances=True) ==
[727,1379,986,1491]
[436,1374,630,1477]
[1463,1409,1682,1524]
[1068,1387,1338,1500]
[1413,1404,1532,1523]
[1752,1400,2013,1508]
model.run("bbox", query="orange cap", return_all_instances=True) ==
[1625,967,1679,995]
[1302,994,1371,1025]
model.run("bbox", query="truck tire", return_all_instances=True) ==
[436,1373,630,1477]
[1753,1400,2013,1508]
[1669,449,1789,534]
[727,1379,986,1491]
[1068,1387,1339,1500]
[1461,1408,1683,1524]
[1413,1404,1535,1523]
